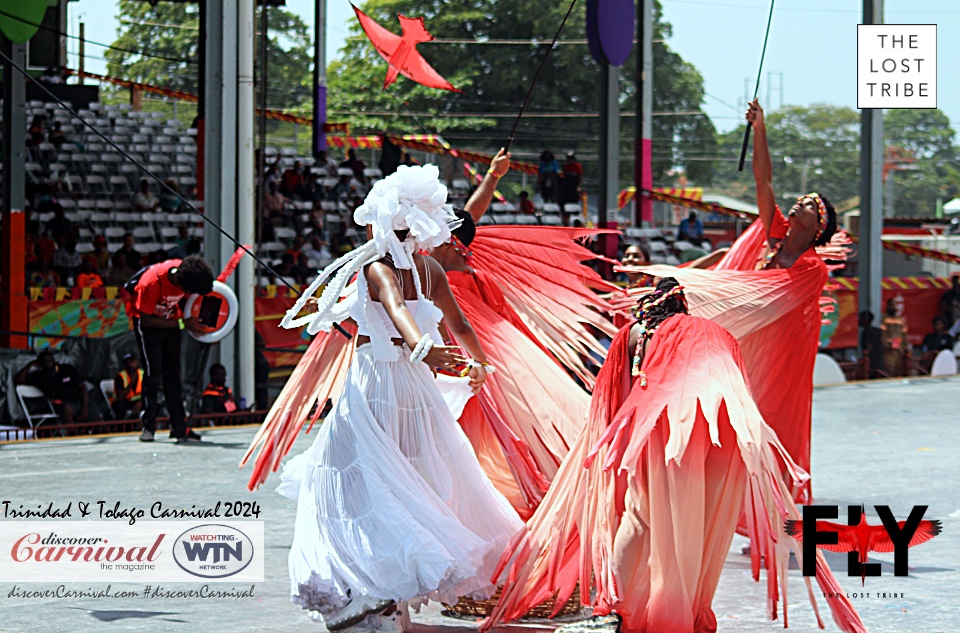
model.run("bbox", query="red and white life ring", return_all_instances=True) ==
[183,280,239,344]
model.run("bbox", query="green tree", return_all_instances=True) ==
[329,0,715,185]
[105,1,313,111]
[712,105,862,208]
[884,108,960,217]
[105,1,200,94]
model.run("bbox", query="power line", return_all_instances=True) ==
[0,7,198,66]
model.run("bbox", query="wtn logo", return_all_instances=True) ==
[180,540,243,564]
[784,505,941,585]
[173,524,255,579]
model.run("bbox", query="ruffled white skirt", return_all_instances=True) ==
[279,344,522,620]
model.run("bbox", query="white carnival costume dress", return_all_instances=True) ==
[277,165,522,625]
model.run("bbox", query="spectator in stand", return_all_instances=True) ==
[133,179,159,212]
[939,274,960,327]
[44,204,75,242]
[280,160,308,198]
[518,190,535,215]
[112,354,144,420]
[259,151,282,190]
[921,316,954,353]
[303,233,331,266]
[16,350,90,424]
[48,121,67,148]
[185,239,202,257]
[332,173,352,202]
[159,180,183,213]
[340,149,366,180]
[126,256,214,443]
[620,244,653,288]
[293,253,312,284]
[302,176,325,202]
[115,234,143,269]
[559,150,583,204]
[401,152,418,167]
[83,235,111,271]
[103,252,135,287]
[28,115,45,148]
[76,260,104,289]
[28,259,60,288]
[880,298,909,377]
[264,180,287,218]
[537,150,560,203]
[287,235,307,260]
[274,253,297,277]
[166,225,191,259]
[676,210,704,242]
[329,222,356,256]
[858,310,883,378]
[201,364,236,414]
[317,150,339,175]
[52,237,82,283]
[305,203,327,238]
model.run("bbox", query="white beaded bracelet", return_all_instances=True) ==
[409,335,434,364]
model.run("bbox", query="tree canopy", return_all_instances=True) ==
[329,0,716,184]
[105,0,312,111]
[709,105,960,218]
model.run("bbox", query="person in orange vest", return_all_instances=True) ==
[201,364,236,414]
[112,354,144,420]
[76,259,104,289]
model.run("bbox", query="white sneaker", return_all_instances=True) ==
[325,595,394,631]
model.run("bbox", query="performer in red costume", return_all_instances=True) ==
[242,150,618,521]
[482,278,868,633]
[627,99,844,503]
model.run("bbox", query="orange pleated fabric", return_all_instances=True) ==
[635,219,828,503]
[482,315,868,633]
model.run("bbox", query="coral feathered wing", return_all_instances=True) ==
[470,226,621,389]
[240,322,355,491]
[482,316,868,633]
[616,219,835,503]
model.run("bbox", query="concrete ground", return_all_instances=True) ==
[0,376,957,633]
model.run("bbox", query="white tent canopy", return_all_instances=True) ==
[943,198,960,214]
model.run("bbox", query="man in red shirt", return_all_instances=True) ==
[126,256,214,443]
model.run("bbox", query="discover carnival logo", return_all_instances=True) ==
[0,522,263,583]
[173,524,255,579]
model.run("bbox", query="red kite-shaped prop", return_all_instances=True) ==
[351,4,461,93]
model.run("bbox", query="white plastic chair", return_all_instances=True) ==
[930,350,958,377]
[813,354,847,386]
[15,385,60,429]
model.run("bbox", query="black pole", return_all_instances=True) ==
[737,0,776,172]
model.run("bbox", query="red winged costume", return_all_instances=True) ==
[241,226,617,519]
[482,312,868,633]
[624,214,845,503]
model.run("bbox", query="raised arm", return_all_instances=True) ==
[423,257,490,392]
[463,148,511,223]
[746,99,778,238]
[365,259,466,372]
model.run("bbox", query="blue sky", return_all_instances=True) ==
[70,0,958,134]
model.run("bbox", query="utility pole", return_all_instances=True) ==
[313,0,327,156]
[634,0,653,226]
[859,0,884,321]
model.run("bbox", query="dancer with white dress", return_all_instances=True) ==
[277,165,522,631]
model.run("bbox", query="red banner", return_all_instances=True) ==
[822,277,952,349]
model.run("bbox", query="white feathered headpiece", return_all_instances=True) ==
[281,164,459,334]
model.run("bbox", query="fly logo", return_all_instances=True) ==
[173,525,254,579]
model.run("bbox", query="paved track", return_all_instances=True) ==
[0,376,957,632]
